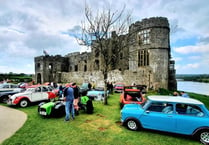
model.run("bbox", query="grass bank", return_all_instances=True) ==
[1,92,207,145]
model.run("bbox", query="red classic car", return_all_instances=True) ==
[114,83,125,93]
[119,86,146,108]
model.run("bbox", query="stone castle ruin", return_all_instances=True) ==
[34,17,177,90]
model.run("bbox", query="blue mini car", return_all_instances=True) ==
[87,87,109,101]
[121,95,209,143]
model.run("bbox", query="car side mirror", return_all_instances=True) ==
[146,110,150,114]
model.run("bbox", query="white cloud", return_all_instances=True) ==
[0,0,209,74]
[174,44,209,54]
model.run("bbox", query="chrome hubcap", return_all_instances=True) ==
[128,120,136,129]
[201,132,209,143]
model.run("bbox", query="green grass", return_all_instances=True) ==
[1,92,207,145]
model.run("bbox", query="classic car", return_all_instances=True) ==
[0,83,20,92]
[87,87,109,101]
[38,96,94,117]
[79,83,90,95]
[114,83,125,93]
[38,101,65,118]
[0,88,25,103]
[7,85,57,107]
[121,95,209,144]
[119,86,146,108]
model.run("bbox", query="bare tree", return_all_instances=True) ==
[77,4,133,105]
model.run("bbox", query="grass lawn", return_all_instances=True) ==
[1,92,207,145]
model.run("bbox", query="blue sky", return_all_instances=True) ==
[0,0,209,74]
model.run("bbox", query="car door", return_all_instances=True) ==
[174,103,206,135]
[41,86,49,100]
[31,86,43,102]
[140,102,176,132]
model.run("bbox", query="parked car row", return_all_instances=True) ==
[1,82,209,144]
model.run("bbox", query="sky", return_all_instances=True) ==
[0,0,209,74]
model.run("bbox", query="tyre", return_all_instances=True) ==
[1,96,9,103]
[195,129,209,144]
[19,99,29,108]
[120,103,124,109]
[126,119,140,131]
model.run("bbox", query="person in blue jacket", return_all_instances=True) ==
[64,85,74,121]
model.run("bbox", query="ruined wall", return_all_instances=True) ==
[34,17,177,90]
[61,68,158,90]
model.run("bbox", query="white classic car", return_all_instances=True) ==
[7,85,58,107]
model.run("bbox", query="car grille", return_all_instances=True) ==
[39,108,47,116]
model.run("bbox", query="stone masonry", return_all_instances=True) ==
[34,17,177,90]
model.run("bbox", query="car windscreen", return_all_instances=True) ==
[141,100,150,109]
[81,83,88,88]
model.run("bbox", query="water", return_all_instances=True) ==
[177,81,209,96]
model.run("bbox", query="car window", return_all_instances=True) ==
[48,86,53,91]
[35,87,41,92]
[176,103,204,117]
[11,84,17,88]
[3,85,9,88]
[147,102,173,114]
[42,86,49,92]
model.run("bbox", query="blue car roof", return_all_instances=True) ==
[148,95,203,105]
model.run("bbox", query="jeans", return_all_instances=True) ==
[65,100,74,121]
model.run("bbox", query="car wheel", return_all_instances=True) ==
[1,96,9,103]
[120,103,124,109]
[196,129,209,144]
[19,99,29,108]
[126,119,140,131]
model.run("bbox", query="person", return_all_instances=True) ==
[58,84,63,98]
[92,81,96,89]
[71,83,80,115]
[80,92,94,114]
[180,91,190,98]
[64,85,75,121]
[88,82,92,90]
[131,82,136,86]
[109,82,114,94]
[173,91,179,96]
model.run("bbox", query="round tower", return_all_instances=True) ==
[129,17,171,89]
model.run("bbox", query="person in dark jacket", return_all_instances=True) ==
[71,83,80,115]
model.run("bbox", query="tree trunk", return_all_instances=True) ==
[103,72,108,105]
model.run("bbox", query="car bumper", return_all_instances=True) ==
[38,108,48,116]
[115,89,123,93]
[7,99,16,106]
[88,95,104,101]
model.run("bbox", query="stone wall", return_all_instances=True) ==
[34,17,177,90]
[60,68,164,90]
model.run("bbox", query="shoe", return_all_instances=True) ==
[64,119,69,122]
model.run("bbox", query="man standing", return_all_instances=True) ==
[64,85,74,121]
[71,83,80,115]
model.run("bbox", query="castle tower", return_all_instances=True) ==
[129,17,176,90]
[34,55,68,84]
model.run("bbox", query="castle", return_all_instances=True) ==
[34,17,177,90]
